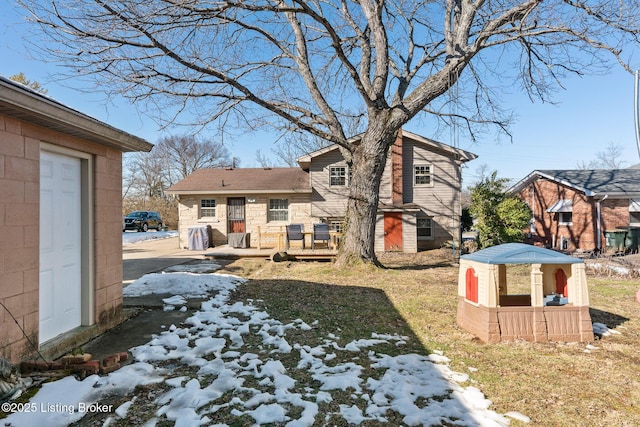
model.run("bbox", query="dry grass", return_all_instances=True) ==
[221,249,640,426]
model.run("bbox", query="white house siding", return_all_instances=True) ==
[307,140,464,251]
[176,193,311,248]
[308,150,350,219]
[406,142,463,250]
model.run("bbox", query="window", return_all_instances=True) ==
[414,165,432,186]
[327,218,345,233]
[268,198,289,221]
[200,199,216,218]
[329,166,348,186]
[559,212,572,225]
[417,218,433,239]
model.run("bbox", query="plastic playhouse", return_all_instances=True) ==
[457,243,594,343]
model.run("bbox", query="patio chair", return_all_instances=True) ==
[286,223,305,249]
[312,223,331,249]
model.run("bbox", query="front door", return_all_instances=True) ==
[227,197,246,233]
[384,212,403,251]
[39,151,82,343]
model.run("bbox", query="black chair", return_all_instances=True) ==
[286,224,305,249]
[313,223,331,249]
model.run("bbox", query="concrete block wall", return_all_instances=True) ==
[0,113,124,362]
[0,115,42,361]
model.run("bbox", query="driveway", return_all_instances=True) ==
[123,234,202,283]
[72,235,211,362]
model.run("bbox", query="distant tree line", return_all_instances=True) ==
[123,134,233,228]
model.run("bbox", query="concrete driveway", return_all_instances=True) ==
[78,236,208,362]
[123,235,202,284]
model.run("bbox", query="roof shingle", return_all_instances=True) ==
[166,168,311,194]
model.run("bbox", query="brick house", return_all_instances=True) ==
[0,76,152,363]
[167,130,477,252]
[509,169,640,253]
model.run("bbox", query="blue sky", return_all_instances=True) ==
[2,2,640,187]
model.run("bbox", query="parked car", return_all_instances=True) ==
[123,211,163,232]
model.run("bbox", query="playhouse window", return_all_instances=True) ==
[499,264,532,307]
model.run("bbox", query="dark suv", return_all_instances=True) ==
[123,211,163,232]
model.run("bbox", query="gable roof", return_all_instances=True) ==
[0,76,152,153]
[509,169,640,198]
[166,167,311,195]
[296,129,477,169]
[461,243,582,264]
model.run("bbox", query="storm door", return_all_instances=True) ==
[227,197,246,233]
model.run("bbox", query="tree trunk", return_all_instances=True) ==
[335,123,399,267]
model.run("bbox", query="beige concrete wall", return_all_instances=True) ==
[0,114,123,362]
[177,193,312,248]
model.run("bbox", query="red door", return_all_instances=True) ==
[384,212,403,251]
[465,268,478,303]
[555,269,568,297]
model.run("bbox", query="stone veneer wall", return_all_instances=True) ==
[0,113,124,362]
[177,193,312,248]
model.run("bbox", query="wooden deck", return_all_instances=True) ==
[270,247,338,262]
[202,226,341,262]
[203,244,338,261]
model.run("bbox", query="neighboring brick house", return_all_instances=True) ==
[0,76,152,363]
[509,169,640,253]
[167,130,477,252]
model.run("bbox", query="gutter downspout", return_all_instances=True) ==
[596,195,608,251]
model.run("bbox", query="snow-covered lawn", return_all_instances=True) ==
[4,264,530,427]
[123,230,179,245]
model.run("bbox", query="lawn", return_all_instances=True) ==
[222,249,640,426]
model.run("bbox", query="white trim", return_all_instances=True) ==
[413,164,434,187]
[329,165,349,187]
[39,142,95,333]
[199,198,217,219]
[558,212,573,225]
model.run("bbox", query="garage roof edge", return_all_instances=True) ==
[0,76,152,153]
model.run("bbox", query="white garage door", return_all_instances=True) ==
[39,151,82,343]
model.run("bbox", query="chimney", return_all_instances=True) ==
[391,129,403,204]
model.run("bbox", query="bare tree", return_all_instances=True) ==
[19,0,640,265]
[577,142,628,169]
[123,134,231,227]
[154,134,232,184]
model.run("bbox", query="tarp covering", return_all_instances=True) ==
[188,226,209,250]
[461,243,583,264]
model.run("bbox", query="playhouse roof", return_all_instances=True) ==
[461,243,583,265]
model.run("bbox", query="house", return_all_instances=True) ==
[510,169,640,253]
[167,130,477,252]
[0,76,153,363]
